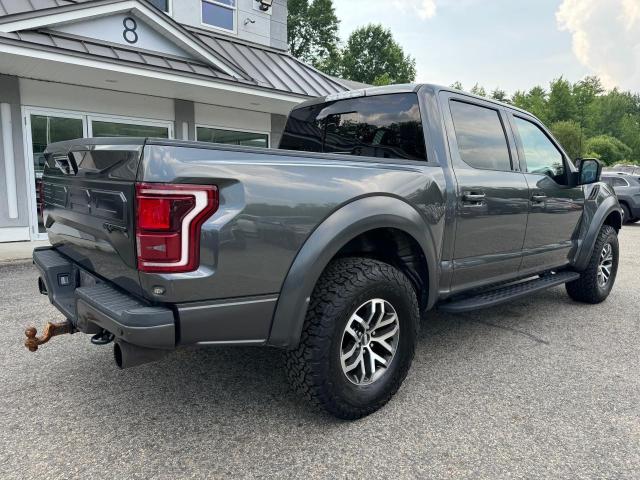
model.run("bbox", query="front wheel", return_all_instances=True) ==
[566,225,619,304]
[285,257,419,420]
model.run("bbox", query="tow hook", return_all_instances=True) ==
[24,321,74,352]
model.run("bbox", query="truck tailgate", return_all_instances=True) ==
[42,138,146,296]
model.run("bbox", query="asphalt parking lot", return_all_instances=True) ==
[1,226,639,479]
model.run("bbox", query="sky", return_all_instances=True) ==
[332,0,640,94]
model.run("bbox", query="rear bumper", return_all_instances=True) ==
[33,247,175,349]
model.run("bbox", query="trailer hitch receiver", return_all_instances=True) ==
[24,321,74,352]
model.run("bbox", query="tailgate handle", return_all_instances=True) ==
[103,223,129,237]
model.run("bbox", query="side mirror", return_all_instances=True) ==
[576,158,602,185]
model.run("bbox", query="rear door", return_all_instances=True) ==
[508,114,584,274]
[42,138,146,296]
[440,92,530,293]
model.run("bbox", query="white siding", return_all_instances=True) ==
[20,79,175,121]
[195,102,271,133]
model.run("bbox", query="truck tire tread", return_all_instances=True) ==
[284,257,419,420]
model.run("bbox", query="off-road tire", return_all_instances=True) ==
[285,257,420,420]
[566,225,619,304]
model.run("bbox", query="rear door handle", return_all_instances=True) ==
[462,192,486,204]
[531,194,547,203]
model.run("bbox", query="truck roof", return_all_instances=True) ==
[295,83,536,120]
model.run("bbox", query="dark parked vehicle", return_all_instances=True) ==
[30,84,622,419]
[601,172,640,223]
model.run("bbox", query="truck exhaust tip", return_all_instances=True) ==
[113,340,168,369]
[24,321,74,352]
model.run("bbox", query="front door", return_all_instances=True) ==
[442,94,530,293]
[509,114,584,273]
[24,109,87,240]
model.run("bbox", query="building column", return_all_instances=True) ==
[0,74,30,242]
[174,99,195,141]
[270,113,288,148]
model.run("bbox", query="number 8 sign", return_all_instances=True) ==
[123,17,139,44]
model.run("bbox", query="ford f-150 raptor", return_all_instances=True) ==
[29,84,622,419]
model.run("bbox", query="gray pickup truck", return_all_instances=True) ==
[30,84,622,419]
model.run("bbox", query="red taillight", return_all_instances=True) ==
[135,183,218,273]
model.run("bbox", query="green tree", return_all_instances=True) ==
[513,86,550,124]
[288,0,340,68]
[450,81,464,90]
[586,89,639,138]
[470,83,487,97]
[491,88,510,103]
[550,120,584,160]
[547,77,575,123]
[338,24,416,85]
[618,114,640,161]
[585,135,633,165]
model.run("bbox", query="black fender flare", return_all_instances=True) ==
[573,186,622,271]
[267,196,439,349]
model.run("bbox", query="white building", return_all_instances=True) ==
[0,0,349,242]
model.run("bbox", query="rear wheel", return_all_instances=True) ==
[566,225,619,304]
[285,257,419,420]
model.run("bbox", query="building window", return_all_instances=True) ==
[91,120,170,138]
[197,126,269,148]
[149,0,171,13]
[202,0,236,32]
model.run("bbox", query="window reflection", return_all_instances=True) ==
[514,117,565,178]
[450,101,512,171]
[280,93,427,161]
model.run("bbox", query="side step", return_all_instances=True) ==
[438,271,581,313]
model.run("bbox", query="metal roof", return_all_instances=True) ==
[0,28,244,80]
[0,0,79,16]
[191,30,346,97]
[0,0,349,98]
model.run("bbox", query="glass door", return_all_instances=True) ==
[24,110,86,239]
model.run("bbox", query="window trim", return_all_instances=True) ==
[195,123,270,148]
[200,0,237,34]
[447,98,516,173]
[510,113,570,181]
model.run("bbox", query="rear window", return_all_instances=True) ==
[279,93,426,161]
[603,176,630,187]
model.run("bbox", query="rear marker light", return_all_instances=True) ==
[135,183,218,273]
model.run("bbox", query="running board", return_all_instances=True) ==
[438,271,581,313]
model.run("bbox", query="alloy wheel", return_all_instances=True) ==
[597,242,614,287]
[340,299,400,386]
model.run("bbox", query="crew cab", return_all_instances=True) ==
[31,84,622,419]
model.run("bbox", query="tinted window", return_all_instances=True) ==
[514,117,565,178]
[279,104,324,152]
[279,93,426,161]
[449,101,512,171]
